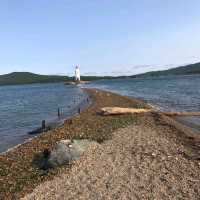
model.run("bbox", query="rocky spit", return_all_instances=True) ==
[1,89,200,199]
[0,89,145,199]
[23,114,200,199]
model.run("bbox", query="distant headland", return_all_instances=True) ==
[0,62,200,86]
[0,72,112,86]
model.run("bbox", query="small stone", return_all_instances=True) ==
[161,156,165,161]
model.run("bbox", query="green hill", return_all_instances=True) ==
[0,62,200,86]
[0,72,71,86]
[0,72,112,86]
[131,62,200,78]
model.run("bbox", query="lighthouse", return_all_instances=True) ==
[75,65,81,82]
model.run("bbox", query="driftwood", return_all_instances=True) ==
[100,107,200,117]
[100,107,152,116]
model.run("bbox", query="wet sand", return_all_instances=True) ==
[1,89,200,199]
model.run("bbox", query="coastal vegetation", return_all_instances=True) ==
[0,62,199,86]
[0,72,70,86]
[0,72,112,86]
[131,62,200,78]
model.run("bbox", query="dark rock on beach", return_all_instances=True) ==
[48,139,98,168]
[33,139,98,170]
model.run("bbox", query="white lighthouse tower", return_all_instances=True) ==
[75,65,81,82]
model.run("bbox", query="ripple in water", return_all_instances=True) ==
[0,83,88,153]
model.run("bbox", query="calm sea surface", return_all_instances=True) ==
[0,83,88,153]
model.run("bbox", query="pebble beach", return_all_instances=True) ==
[0,89,200,199]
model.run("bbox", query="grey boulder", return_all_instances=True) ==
[48,139,97,168]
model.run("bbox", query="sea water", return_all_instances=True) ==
[0,83,88,153]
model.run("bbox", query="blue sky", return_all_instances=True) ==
[0,0,200,76]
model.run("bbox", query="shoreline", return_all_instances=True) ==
[2,88,151,155]
[1,88,200,199]
[1,88,146,198]
[0,88,90,155]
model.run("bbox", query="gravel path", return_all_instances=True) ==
[23,115,200,200]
